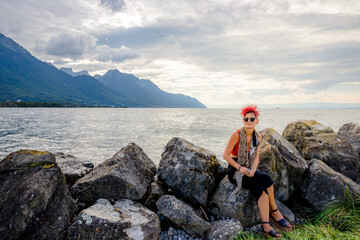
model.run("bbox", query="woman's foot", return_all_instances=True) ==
[270,208,292,230]
[262,222,281,238]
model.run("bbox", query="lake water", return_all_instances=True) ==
[1,108,359,166]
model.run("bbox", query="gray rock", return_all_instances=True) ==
[71,143,156,203]
[205,218,243,240]
[248,223,262,233]
[275,199,295,223]
[156,195,211,237]
[338,122,360,158]
[283,120,359,182]
[207,176,261,228]
[142,175,168,211]
[0,150,78,240]
[54,152,94,186]
[301,159,360,211]
[259,128,308,201]
[157,137,220,206]
[67,198,160,240]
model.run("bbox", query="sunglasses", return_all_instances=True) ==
[243,117,256,122]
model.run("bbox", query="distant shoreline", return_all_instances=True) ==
[1,101,360,109]
[0,101,127,108]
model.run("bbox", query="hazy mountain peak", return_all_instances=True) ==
[93,74,103,80]
[102,69,138,82]
[104,69,121,76]
[60,67,90,77]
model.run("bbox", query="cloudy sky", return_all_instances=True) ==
[1,0,360,107]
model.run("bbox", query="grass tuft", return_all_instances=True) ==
[233,187,360,239]
[233,224,360,240]
[309,187,360,232]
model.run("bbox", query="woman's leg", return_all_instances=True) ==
[258,191,281,236]
[267,184,292,228]
[266,184,277,211]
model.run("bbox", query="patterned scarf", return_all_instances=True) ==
[237,127,259,169]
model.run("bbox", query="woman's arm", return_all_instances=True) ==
[223,131,250,175]
[248,133,262,177]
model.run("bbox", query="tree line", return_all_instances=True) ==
[0,101,124,108]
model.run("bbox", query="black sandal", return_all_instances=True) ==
[262,221,281,238]
[270,208,293,231]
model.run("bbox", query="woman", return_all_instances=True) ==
[223,104,292,238]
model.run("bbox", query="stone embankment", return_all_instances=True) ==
[1,120,359,240]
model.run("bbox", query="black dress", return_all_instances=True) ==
[227,157,273,201]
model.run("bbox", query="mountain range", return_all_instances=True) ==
[0,33,206,108]
[59,67,91,77]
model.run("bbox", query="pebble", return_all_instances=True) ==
[159,227,201,240]
[159,217,240,240]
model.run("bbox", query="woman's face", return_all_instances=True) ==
[242,112,259,129]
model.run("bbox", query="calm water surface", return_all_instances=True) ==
[1,108,359,166]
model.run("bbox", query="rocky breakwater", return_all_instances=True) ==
[68,143,161,240]
[281,120,360,211]
[157,137,224,207]
[338,122,360,158]
[156,137,247,239]
[258,128,308,201]
[67,198,161,240]
[0,150,78,240]
[301,159,360,211]
[54,152,94,186]
[283,120,360,182]
[70,143,157,204]
[1,121,359,240]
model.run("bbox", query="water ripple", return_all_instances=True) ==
[0,108,359,166]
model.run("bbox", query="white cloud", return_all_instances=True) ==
[94,45,138,63]
[0,0,359,106]
[43,33,97,59]
[100,0,126,12]
[340,82,360,85]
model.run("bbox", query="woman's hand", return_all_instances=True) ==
[247,169,256,177]
[239,166,250,175]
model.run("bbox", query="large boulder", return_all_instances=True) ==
[258,141,288,201]
[301,159,360,211]
[157,137,221,206]
[0,150,78,240]
[54,152,94,186]
[71,143,156,204]
[67,198,160,240]
[156,194,211,237]
[205,218,243,240]
[259,128,308,201]
[207,176,260,228]
[338,122,360,158]
[283,120,359,182]
[141,175,168,211]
